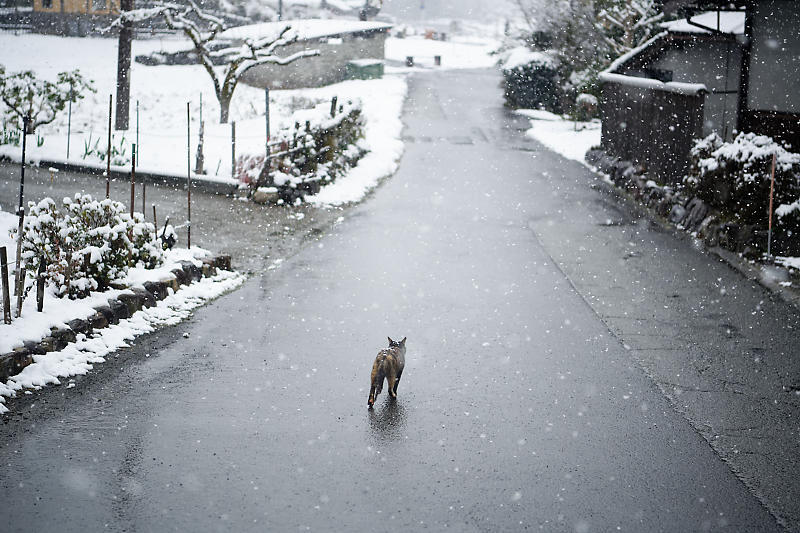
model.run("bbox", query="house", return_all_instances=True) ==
[222,19,392,90]
[599,0,800,183]
[30,0,119,36]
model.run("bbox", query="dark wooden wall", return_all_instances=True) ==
[601,81,706,185]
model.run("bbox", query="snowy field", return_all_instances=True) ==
[0,29,499,206]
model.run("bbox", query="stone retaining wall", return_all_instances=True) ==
[0,254,232,382]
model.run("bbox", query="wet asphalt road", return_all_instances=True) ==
[0,68,795,532]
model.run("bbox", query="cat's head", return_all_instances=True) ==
[388,336,407,348]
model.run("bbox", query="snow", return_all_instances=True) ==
[304,77,406,206]
[519,113,601,166]
[0,32,407,204]
[599,72,707,95]
[603,31,668,74]
[384,35,499,70]
[0,242,239,355]
[661,11,745,35]
[499,47,557,71]
[219,19,392,42]
[0,266,244,413]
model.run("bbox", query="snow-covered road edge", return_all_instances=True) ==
[0,269,245,414]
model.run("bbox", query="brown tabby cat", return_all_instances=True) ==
[368,337,406,408]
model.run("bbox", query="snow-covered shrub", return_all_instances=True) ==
[0,65,95,133]
[501,48,563,112]
[236,99,366,203]
[18,194,164,298]
[684,132,800,255]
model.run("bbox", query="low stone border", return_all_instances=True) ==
[0,254,232,382]
[585,148,800,307]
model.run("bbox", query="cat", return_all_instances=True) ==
[368,337,406,408]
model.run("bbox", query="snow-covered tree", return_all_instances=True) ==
[108,0,319,123]
[596,0,662,56]
[0,66,95,133]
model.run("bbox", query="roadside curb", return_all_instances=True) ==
[583,155,800,312]
[0,254,233,382]
[0,156,238,196]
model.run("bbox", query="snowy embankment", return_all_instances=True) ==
[516,110,602,166]
[0,208,244,413]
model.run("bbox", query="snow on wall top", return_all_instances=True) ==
[500,47,557,71]
[219,19,393,42]
[660,11,745,34]
[599,72,707,95]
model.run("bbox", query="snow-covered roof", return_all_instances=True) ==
[219,19,393,42]
[660,11,745,34]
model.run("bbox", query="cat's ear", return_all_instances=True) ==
[388,337,394,345]
[400,337,406,345]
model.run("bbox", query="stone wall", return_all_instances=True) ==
[240,30,387,90]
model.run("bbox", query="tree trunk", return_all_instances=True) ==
[219,96,231,124]
[115,0,134,131]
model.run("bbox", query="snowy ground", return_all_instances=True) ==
[0,206,245,413]
[516,110,602,166]
[0,30,498,206]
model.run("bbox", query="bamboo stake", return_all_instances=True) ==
[130,143,136,217]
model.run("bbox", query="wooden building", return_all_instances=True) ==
[599,0,800,183]
[30,0,119,36]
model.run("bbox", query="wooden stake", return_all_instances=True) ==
[36,262,44,312]
[106,94,112,199]
[130,143,136,217]
[767,152,776,258]
[187,102,192,248]
[15,266,25,318]
[14,115,28,305]
[1,247,10,324]
[152,204,157,232]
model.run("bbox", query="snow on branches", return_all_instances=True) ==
[0,65,95,133]
[107,0,319,123]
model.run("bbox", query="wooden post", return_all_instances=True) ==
[231,121,236,182]
[66,86,73,158]
[767,152,776,258]
[130,143,136,216]
[136,99,139,166]
[106,94,112,198]
[152,204,157,232]
[330,95,338,117]
[405,56,414,67]
[434,55,441,66]
[15,266,25,318]
[1,247,10,324]
[187,102,192,248]
[14,115,28,305]
[36,262,44,312]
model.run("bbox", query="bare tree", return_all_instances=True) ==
[109,0,319,123]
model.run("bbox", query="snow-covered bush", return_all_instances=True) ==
[236,99,366,202]
[0,65,95,133]
[18,194,164,298]
[685,132,800,255]
[500,48,562,112]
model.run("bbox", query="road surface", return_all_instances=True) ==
[2,68,797,532]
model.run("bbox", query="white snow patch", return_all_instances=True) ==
[522,115,602,165]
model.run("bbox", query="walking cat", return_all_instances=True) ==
[368,337,406,408]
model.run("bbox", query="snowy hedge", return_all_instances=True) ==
[684,132,800,255]
[500,49,563,113]
[17,194,164,298]
[236,99,365,203]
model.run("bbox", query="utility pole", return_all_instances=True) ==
[115,0,134,130]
